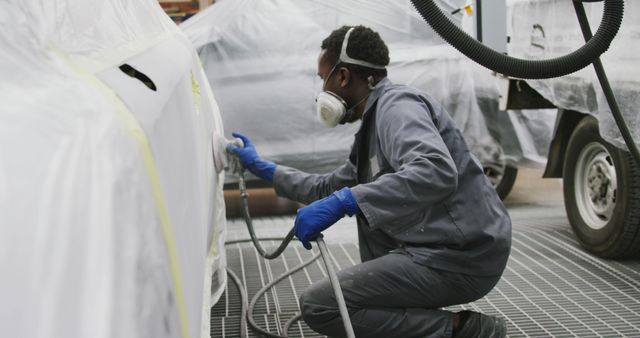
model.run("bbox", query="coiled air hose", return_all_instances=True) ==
[410,0,623,79]
[224,157,355,338]
[225,245,320,338]
[236,169,295,259]
[411,0,640,167]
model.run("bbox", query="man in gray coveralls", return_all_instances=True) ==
[228,25,512,338]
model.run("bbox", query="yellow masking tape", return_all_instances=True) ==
[192,62,224,260]
[53,49,191,338]
[188,68,216,259]
[111,98,192,338]
[208,217,218,258]
[190,71,202,111]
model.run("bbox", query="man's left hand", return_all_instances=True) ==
[294,187,359,249]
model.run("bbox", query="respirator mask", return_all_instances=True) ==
[315,27,386,128]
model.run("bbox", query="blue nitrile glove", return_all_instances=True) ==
[294,187,359,250]
[227,132,276,182]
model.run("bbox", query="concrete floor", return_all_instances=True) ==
[214,168,640,337]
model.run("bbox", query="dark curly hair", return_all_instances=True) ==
[321,25,389,80]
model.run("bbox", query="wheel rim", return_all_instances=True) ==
[574,142,617,230]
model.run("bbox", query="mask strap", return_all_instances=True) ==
[322,62,340,90]
[341,92,371,124]
[349,92,370,111]
[340,27,386,70]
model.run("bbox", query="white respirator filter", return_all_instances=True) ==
[316,91,347,127]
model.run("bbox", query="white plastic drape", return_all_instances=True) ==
[182,0,526,175]
[508,0,640,151]
[0,1,226,338]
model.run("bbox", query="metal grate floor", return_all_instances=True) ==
[213,204,640,337]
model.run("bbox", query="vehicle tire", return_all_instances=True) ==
[485,164,518,200]
[563,116,640,258]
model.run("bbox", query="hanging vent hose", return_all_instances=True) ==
[411,0,640,167]
[410,0,623,79]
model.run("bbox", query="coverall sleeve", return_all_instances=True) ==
[272,159,357,205]
[350,90,458,230]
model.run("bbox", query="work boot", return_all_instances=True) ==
[453,311,507,338]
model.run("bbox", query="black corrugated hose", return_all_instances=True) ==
[411,0,640,166]
[572,1,640,168]
[410,0,623,79]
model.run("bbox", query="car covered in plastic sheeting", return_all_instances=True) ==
[508,0,640,257]
[0,1,227,337]
[182,0,556,198]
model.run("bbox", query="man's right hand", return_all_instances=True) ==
[227,132,276,182]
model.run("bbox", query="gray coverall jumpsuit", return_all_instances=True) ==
[273,78,512,337]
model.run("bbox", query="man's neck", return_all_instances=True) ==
[354,76,385,119]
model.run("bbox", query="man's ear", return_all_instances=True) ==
[338,66,351,88]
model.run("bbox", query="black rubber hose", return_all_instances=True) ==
[237,170,296,259]
[573,1,640,166]
[410,0,624,79]
[229,164,354,336]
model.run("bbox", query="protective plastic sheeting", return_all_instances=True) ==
[0,1,226,338]
[182,0,552,178]
[508,0,640,150]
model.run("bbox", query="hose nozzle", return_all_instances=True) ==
[212,133,245,174]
